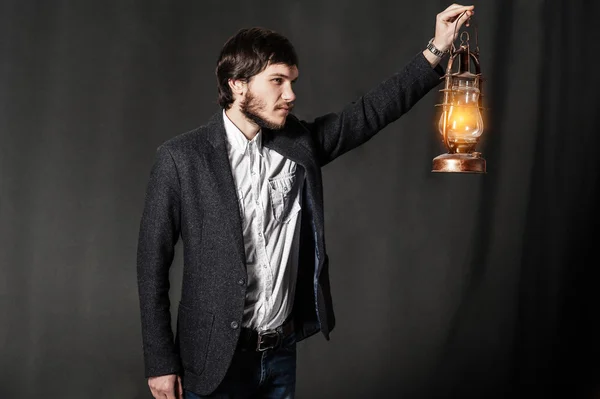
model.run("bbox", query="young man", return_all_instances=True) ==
[137,4,475,398]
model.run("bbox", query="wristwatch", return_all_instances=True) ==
[427,38,448,58]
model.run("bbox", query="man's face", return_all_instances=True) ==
[239,63,298,130]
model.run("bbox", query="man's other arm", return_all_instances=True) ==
[136,145,182,378]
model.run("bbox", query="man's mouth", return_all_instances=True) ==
[276,104,293,112]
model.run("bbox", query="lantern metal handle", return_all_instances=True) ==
[450,11,479,55]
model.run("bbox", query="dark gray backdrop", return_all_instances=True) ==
[1,1,598,398]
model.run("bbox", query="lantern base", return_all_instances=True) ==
[432,152,486,173]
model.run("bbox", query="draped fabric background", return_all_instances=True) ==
[1,1,598,398]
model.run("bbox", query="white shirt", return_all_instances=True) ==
[223,110,304,331]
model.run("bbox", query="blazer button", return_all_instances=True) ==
[238,278,245,286]
[230,321,239,329]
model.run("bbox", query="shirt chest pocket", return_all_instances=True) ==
[268,172,301,224]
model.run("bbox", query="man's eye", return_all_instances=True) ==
[272,78,283,84]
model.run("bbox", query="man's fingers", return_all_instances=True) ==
[148,375,179,399]
[445,8,474,23]
[439,6,474,23]
[454,10,473,30]
[152,388,169,399]
[177,376,184,398]
[444,3,469,13]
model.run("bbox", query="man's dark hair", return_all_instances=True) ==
[216,27,299,109]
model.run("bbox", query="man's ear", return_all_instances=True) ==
[228,78,247,97]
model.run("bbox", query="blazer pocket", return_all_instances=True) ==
[268,173,301,223]
[177,304,214,375]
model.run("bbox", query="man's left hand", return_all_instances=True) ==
[432,4,475,53]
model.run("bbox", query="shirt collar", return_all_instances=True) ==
[222,109,263,156]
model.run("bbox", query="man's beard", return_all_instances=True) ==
[240,91,291,131]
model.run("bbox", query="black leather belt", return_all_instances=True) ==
[238,318,295,352]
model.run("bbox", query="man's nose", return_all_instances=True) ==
[282,86,296,103]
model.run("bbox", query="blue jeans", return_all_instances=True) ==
[184,333,296,399]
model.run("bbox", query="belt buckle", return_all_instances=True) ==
[256,330,280,352]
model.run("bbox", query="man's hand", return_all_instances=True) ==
[148,374,183,399]
[432,4,475,52]
[423,4,475,67]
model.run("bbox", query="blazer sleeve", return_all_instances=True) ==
[301,52,444,166]
[136,144,182,377]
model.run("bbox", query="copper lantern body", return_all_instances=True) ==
[433,29,486,173]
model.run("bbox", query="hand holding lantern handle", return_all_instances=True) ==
[433,4,474,52]
[423,4,475,67]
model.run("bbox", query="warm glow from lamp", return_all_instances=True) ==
[438,78,484,154]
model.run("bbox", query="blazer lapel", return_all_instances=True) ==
[263,123,323,217]
[206,113,246,269]
[263,123,325,267]
[262,126,313,172]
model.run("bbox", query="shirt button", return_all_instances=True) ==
[258,232,262,237]
[255,200,259,205]
[238,278,245,286]
[230,321,239,329]
[251,171,256,176]
[263,264,267,269]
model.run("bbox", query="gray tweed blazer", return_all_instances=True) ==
[136,52,443,395]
